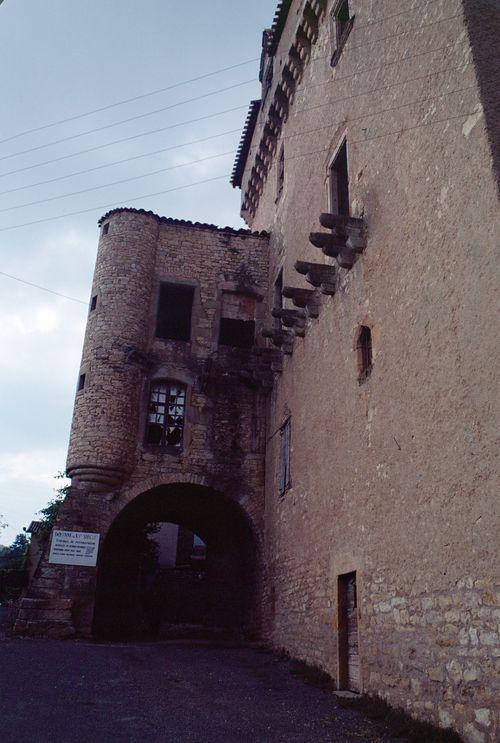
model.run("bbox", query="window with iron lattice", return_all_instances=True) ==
[146,381,186,449]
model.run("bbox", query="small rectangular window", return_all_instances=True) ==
[273,268,283,330]
[219,292,256,349]
[146,380,186,449]
[277,145,285,201]
[156,283,194,342]
[330,140,350,217]
[90,295,98,312]
[331,0,353,68]
[357,326,373,383]
[102,223,109,235]
[279,418,291,495]
[77,373,86,392]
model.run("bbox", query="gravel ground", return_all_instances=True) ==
[0,631,400,743]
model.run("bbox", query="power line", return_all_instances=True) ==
[0,79,255,164]
[0,174,232,232]
[0,270,87,305]
[0,150,236,213]
[0,9,467,169]
[0,59,259,147]
[0,74,479,213]
[0,129,242,197]
[0,105,249,180]
[1,77,491,221]
[0,42,476,189]
[0,34,477,183]
[2,95,494,234]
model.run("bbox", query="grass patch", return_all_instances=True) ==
[337,695,464,742]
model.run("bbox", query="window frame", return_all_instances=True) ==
[145,379,187,452]
[356,325,373,383]
[279,417,292,496]
[155,281,195,343]
[276,145,285,202]
[330,0,354,68]
[329,137,350,217]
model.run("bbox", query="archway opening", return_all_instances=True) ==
[92,484,261,641]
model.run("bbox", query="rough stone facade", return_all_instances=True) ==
[15,1,499,742]
[236,1,499,741]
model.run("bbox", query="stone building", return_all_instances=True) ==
[15,1,499,741]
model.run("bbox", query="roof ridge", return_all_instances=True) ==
[98,207,268,237]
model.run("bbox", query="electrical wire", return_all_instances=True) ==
[0,80,255,164]
[0,105,249,180]
[0,59,259,146]
[0,270,88,305]
[0,129,242,197]
[0,35,478,183]
[0,174,232,232]
[0,150,237,213]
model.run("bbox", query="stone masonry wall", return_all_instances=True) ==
[240,1,500,741]
[17,212,273,639]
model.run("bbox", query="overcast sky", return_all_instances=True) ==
[0,0,275,543]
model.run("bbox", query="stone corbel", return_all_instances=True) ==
[294,261,336,295]
[295,28,312,61]
[309,232,356,269]
[282,286,319,318]
[319,213,366,252]
[271,308,307,337]
[262,328,295,355]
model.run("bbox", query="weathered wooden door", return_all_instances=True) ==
[338,571,360,692]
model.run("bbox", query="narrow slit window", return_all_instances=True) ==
[277,145,285,201]
[273,268,284,330]
[279,418,291,495]
[156,283,194,342]
[219,292,256,349]
[357,326,373,382]
[90,295,98,312]
[146,381,186,449]
[330,140,350,217]
[331,0,353,68]
[102,223,109,235]
[77,373,86,392]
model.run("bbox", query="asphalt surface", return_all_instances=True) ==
[0,629,398,742]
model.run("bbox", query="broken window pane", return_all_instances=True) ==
[146,381,186,449]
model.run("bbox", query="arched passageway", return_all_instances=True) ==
[92,484,261,640]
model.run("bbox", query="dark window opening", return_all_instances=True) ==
[330,140,350,217]
[146,381,186,449]
[277,145,285,201]
[263,60,273,100]
[77,373,86,392]
[102,223,109,235]
[273,268,284,330]
[156,283,194,342]
[357,326,373,383]
[331,0,353,67]
[279,418,291,495]
[90,295,98,312]
[219,318,255,348]
[219,292,256,349]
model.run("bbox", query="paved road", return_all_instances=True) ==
[0,635,396,743]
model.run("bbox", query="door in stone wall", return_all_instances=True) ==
[338,571,360,692]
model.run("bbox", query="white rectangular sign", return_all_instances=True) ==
[49,530,100,566]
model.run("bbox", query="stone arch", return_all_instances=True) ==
[92,479,263,640]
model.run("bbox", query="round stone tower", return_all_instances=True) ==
[67,209,159,490]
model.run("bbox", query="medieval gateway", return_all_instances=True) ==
[14,1,499,741]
